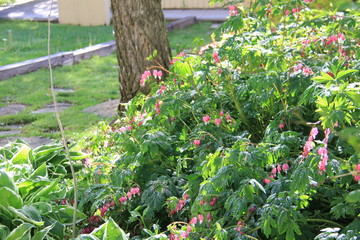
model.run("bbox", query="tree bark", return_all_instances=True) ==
[111,0,172,110]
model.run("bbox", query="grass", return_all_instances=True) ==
[0,20,214,139]
[0,20,213,66]
[0,54,119,138]
[0,20,114,66]
[0,0,15,6]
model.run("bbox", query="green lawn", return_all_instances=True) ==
[0,54,119,138]
[0,20,213,139]
[0,0,15,6]
[0,20,213,66]
[0,20,114,66]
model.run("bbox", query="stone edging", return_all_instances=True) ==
[0,41,116,80]
[0,16,197,81]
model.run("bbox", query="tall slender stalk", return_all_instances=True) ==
[47,1,78,237]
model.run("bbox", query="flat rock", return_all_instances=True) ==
[0,104,26,116]
[83,99,119,118]
[53,88,74,93]
[211,23,221,29]
[0,129,22,136]
[0,136,53,148]
[31,103,72,114]
[0,124,23,136]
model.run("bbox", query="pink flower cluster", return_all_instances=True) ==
[119,187,141,204]
[213,52,220,63]
[170,52,185,65]
[114,112,147,133]
[302,127,318,158]
[304,0,313,3]
[293,63,314,76]
[353,164,360,181]
[199,197,217,207]
[228,5,238,16]
[169,194,190,215]
[140,69,163,87]
[140,70,151,87]
[235,221,245,234]
[318,128,330,174]
[326,33,345,45]
[99,201,115,217]
[202,112,233,125]
[153,69,163,79]
[155,99,163,115]
[263,163,290,184]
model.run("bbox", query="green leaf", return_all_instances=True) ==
[29,163,48,180]
[336,69,358,80]
[312,72,334,83]
[0,224,10,240]
[345,190,360,203]
[346,91,360,107]
[5,223,34,240]
[50,205,87,225]
[249,179,266,194]
[0,187,23,209]
[91,218,128,240]
[340,128,360,156]
[31,223,55,240]
[17,179,53,198]
[75,235,99,240]
[26,179,59,203]
[10,145,31,165]
[31,202,52,216]
[8,206,44,226]
[0,171,18,194]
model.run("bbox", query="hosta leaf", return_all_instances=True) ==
[26,179,59,203]
[31,223,55,240]
[29,163,48,180]
[8,206,44,226]
[0,170,18,194]
[0,224,10,240]
[75,235,99,240]
[6,223,34,240]
[31,202,52,216]
[10,145,31,165]
[50,205,87,225]
[91,218,128,240]
[0,187,23,209]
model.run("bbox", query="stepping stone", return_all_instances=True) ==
[53,88,74,93]
[0,136,53,148]
[0,125,23,136]
[211,23,221,29]
[0,104,26,116]
[83,99,119,118]
[31,103,72,114]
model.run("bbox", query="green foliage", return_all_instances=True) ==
[4,0,358,239]
[0,141,87,239]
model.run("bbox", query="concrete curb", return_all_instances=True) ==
[0,41,116,80]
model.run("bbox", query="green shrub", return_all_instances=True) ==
[46,0,360,239]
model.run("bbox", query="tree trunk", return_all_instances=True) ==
[111,0,172,110]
